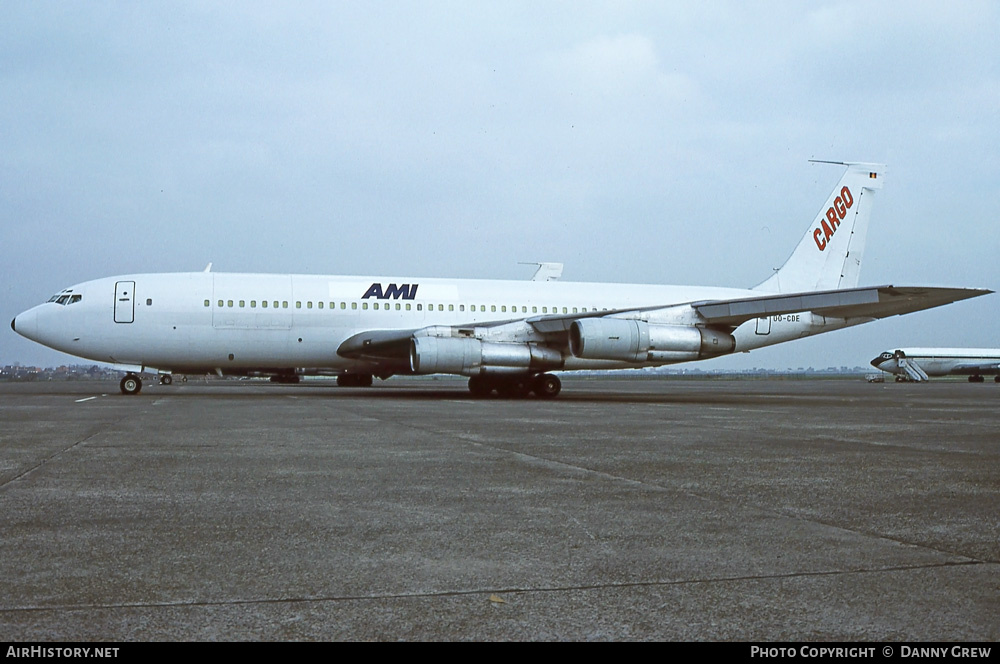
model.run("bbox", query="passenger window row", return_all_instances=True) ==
[203,299,609,315]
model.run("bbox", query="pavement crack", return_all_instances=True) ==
[0,560,988,614]
[0,413,132,489]
[359,416,993,566]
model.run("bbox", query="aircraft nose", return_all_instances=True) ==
[11,308,38,340]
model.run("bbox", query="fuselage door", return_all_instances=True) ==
[114,281,135,323]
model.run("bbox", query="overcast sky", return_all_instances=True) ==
[2,1,998,370]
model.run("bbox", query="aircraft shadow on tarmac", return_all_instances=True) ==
[26,379,867,406]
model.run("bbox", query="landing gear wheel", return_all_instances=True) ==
[468,376,492,398]
[496,379,531,399]
[533,373,561,399]
[159,374,172,385]
[970,375,985,383]
[337,373,373,387]
[995,376,1000,383]
[120,374,142,395]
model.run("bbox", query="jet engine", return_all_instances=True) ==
[569,319,735,362]
[410,337,564,376]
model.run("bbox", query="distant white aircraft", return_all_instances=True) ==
[871,349,1000,382]
[11,162,990,397]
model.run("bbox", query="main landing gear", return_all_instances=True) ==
[468,373,561,399]
[337,373,373,387]
[120,373,142,395]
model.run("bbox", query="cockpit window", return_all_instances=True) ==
[48,289,75,305]
[69,294,82,304]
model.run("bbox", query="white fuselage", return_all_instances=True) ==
[12,163,989,396]
[12,271,853,375]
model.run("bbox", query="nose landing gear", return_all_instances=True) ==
[120,373,142,395]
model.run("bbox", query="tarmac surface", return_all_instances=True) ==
[0,376,997,641]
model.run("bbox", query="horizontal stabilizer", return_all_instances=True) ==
[521,262,564,282]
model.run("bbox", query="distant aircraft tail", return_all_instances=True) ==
[754,161,886,293]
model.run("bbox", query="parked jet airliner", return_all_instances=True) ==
[871,348,1000,382]
[11,162,990,398]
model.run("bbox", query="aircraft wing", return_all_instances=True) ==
[337,303,625,360]
[690,286,992,327]
[338,285,991,363]
[525,285,991,333]
[951,360,1000,375]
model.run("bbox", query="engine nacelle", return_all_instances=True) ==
[410,337,564,376]
[569,319,735,363]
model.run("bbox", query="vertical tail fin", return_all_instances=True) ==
[754,161,886,293]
